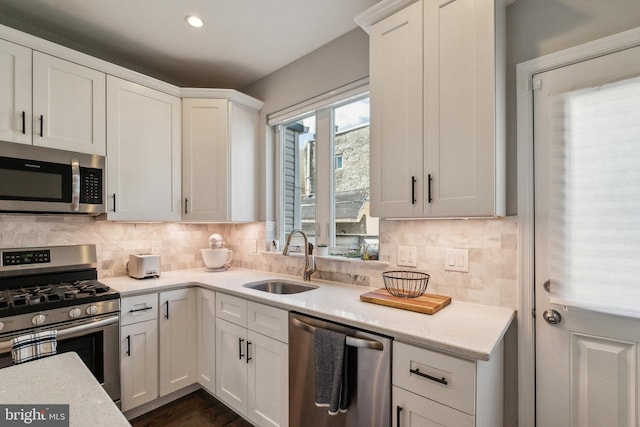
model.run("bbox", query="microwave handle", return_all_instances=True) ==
[71,159,80,212]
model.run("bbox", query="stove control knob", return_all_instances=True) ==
[86,305,98,315]
[32,314,46,326]
[69,308,82,318]
[0,322,4,332]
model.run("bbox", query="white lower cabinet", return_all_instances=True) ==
[120,294,159,412]
[393,386,473,427]
[216,317,249,412]
[159,288,197,396]
[393,341,503,427]
[216,293,289,427]
[196,288,216,394]
[247,329,288,427]
[120,289,197,412]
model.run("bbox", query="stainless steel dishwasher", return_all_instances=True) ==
[289,312,392,427]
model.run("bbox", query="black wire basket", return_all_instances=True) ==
[382,271,430,298]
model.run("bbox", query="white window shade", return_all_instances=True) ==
[549,75,640,317]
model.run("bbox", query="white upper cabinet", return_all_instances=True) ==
[367,0,505,218]
[0,40,106,155]
[182,97,261,222]
[0,39,31,145]
[33,52,106,155]
[369,1,424,218]
[106,76,181,221]
[423,0,505,217]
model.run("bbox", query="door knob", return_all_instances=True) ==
[543,309,562,325]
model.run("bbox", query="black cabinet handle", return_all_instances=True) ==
[21,111,26,134]
[126,335,131,357]
[427,174,433,203]
[164,300,169,319]
[111,194,117,212]
[411,176,416,204]
[396,405,403,427]
[409,367,448,385]
[39,115,43,137]
[238,338,245,360]
[128,306,153,313]
[246,341,252,364]
[184,198,189,215]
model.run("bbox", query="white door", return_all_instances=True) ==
[0,39,31,145]
[369,0,424,218]
[392,386,473,427]
[33,52,105,155]
[159,288,196,396]
[121,320,159,412]
[534,46,640,426]
[106,75,181,221]
[196,288,216,393]
[247,330,288,427]
[216,318,248,415]
[182,98,229,221]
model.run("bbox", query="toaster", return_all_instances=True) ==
[128,254,160,279]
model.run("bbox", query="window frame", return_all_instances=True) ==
[271,85,371,249]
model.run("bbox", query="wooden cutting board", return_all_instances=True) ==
[360,288,451,315]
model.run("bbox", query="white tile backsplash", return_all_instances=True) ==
[0,214,518,309]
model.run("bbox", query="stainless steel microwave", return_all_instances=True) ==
[0,141,105,215]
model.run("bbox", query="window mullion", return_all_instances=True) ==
[314,107,334,247]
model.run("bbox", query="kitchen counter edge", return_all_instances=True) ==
[103,268,515,362]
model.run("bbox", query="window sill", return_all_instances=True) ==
[258,250,389,267]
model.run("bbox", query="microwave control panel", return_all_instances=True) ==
[80,167,103,205]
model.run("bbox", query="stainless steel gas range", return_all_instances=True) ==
[0,244,121,403]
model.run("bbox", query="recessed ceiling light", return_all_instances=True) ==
[185,15,204,28]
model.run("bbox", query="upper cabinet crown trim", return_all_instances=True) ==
[0,24,263,107]
[0,24,181,97]
[180,88,264,110]
[355,0,515,33]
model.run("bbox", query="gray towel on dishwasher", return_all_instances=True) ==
[314,328,352,415]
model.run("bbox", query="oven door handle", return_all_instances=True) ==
[0,315,120,353]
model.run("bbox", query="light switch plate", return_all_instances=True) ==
[445,248,469,272]
[397,246,417,267]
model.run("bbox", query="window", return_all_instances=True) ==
[275,93,378,256]
[549,75,640,316]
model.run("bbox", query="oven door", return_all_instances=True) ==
[0,314,120,403]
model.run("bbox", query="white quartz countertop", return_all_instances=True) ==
[0,352,130,426]
[104,268,515,361]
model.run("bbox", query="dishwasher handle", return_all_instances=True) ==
[291,316,384,351]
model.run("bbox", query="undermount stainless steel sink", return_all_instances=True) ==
[243,280,318,294]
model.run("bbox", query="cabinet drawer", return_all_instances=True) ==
[393,341,476,415]
[247,302,288,343]
[121,293,158,326]
[216,293,248,327]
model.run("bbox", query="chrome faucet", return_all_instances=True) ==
[282,229,316,281]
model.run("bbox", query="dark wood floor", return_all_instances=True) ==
[130,389,254,427]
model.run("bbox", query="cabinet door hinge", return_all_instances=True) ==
[532,307,536,318]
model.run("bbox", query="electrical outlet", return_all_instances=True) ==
[397,246,417,268]
[445,248,469,272]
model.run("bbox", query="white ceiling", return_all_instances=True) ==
[0,0,380,89]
